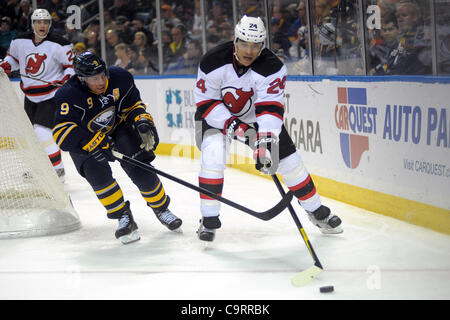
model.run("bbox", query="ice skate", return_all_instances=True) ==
[155,208,182,231]
[115,210,140,244]
[307,205,343,234]
[197,216,221,242]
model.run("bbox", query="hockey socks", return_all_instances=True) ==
[140,183,182,231]
[93,180,127,218]
[140,181,169,211]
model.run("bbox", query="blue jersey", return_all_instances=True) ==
[53,66,148,152]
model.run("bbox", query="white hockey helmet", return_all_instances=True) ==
[234,15,266,45]
[31,9,52,38]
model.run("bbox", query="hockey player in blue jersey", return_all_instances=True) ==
[53,51,182,244]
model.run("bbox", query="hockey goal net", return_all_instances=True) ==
[0,69,80,238]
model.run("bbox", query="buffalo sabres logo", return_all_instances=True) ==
[221,87,254,117]
[88,107,116,133]
[25,53,47,76]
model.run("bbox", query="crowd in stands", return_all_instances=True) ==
[1,0,449,76]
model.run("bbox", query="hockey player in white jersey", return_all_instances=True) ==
[0,9,74,180]
[194,15,343,241]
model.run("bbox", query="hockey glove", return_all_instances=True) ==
[223,116,256,146]
[0,60,11,75]
[134,113,159,151]
[253,132,280,175]
[82,131,115,163]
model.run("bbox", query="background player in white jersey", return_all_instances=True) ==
[194,15,343,242]
[0,9,73,180]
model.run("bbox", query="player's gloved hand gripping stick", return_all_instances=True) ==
[111,150,293,221]
[134,113,159,151]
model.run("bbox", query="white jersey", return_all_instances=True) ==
[194,41,286,135]
[5,31,75,103]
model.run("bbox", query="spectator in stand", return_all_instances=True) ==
[166,39,202,74]
[85,30,100,55]
[396,0,420,41]
[43,0,67,35]
[158,28,172,60]
[17,0,32,32]
[133,31,153,59]
[313,0,340,74]
[287,1,307,43]
[271,17,291,59]
[369,14,400,75]
[2,0,21,29]
[134,47,158,75]
[389,0,431,75]
[285,2,300,27]
[103,9,117,33]
[206,1,232,45]
[167,24,189,65]
[174,2,194,29]
[126,44,139,75]
[160,3,182,30]
[105,28,123,65]
[0,16,16,58]
[132,17,153,46]
[114,42,133,69]
[115,15,134,45]
[83,18,100,39]
[219,22,233,42]
[110,0,135,21]
[377,0,397,20]
[206,1,231,29]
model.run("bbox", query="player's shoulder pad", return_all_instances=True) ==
[251,48,284,77]
[54,76,82,101]
[199,41,234,74]
[45,32,72,46]
[108,66,134,82]
[13,31,33,40]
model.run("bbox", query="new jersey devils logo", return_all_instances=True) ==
[221,87,254,117]
[25,53,47,76]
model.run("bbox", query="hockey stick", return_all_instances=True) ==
[271,174,323,286]
[112,150,293,220]
[20,73,63,87]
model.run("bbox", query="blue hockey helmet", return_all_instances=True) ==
[73,51,109,78]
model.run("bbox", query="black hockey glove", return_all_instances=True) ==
[252,132,280,175]
[81,131,115,163]
[223,116,256,146]
[134,113,159,151]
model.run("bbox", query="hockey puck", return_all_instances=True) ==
[319,286,334,293]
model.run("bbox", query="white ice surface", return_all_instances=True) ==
[0,153,449,300]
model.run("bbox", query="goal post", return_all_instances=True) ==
[0,69,81,238]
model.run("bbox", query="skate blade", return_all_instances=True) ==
[291,266,323,287]
[171,227,183,234]
[119,230,141,244]
[319,226,343,234]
